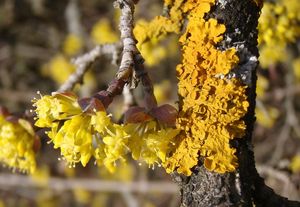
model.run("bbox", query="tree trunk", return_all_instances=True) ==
[172,1,300,206]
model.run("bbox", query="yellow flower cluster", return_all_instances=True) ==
[34,92,108,168]
[164,0,249,175]
[0,114,37,173]
[258,0,300,68]
[125,121,179,168]
[33,93,179,172]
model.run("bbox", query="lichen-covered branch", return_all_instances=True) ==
[113,0,137,81]
[114,0,157,110]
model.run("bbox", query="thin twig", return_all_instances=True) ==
[58,43,121,92]
[114,0,157,110]
[268,70,298,166]
[256,165,299,201]
[121,191,139,207]
[90,0,157,110]
[113,0,137,81]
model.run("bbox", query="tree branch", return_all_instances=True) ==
[58,43,121,92]
[113,0,137,81]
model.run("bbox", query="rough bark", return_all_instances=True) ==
[173,1,300,206]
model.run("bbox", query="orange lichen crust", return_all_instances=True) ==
[164,0,249,175]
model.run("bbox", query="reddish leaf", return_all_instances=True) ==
[93,91,113,108]
[124,106,152,124]
[150,104,178,127]
[0,106,9,117]
[78,97,105,113]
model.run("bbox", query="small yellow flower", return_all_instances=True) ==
[49,115,93,167]
[101,124,129,173]
[41,55,75,85]
[33,92,81,127]
[154,80,172,104]
[91,19,119,44]
[292,58,300,81]
[91,111,111,134]
[0,115,37,173]
[34,93,113,168]
[125,120,179,167]
[147,128,179,162]
[256,106,279,128]
[63,34,83,56]
[290,155,300,173]
[256,75,269,99]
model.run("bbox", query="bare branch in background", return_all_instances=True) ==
[0,173,178,193]
[257,165,299,200]
[65,0,84,37]
[58,43,121,92]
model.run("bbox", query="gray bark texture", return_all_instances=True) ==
[172,0,300,206]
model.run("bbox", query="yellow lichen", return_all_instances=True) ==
[164,0,248,175]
